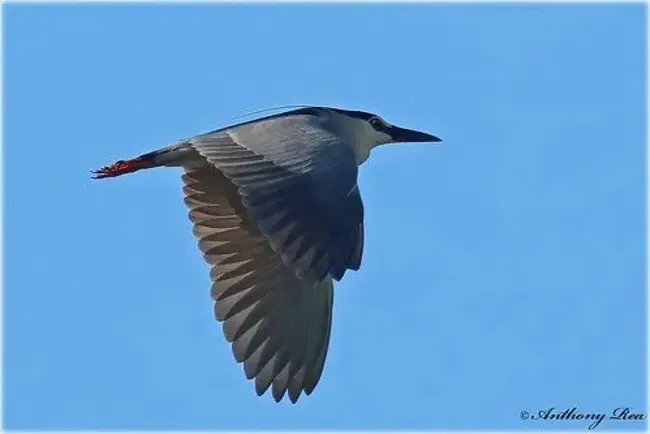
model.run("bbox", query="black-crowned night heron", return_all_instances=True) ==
[92,105,441,403]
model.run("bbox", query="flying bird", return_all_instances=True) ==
[92,105,441,403]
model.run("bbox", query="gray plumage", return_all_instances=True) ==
[92,106,441,403]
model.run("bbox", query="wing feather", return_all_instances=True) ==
[189,114,364,281]
[182,164,333,403]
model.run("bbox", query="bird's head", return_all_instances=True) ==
[323,107,442,164]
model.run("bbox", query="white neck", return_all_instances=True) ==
[324,110,391,166]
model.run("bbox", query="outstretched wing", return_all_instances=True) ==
[189,112,364,281]
[183,164,333,403]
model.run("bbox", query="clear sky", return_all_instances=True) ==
[3,3,647,431]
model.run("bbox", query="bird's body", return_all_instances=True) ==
[93,106,440,403]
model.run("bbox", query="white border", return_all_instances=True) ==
[0,0,647,433]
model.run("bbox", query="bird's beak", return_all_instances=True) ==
[389,125,442,143]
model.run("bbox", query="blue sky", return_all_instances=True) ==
[3,3,646,430]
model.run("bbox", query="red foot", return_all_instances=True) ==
[91,158,153,179]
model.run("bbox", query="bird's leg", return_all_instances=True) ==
[91,155,155,179]
[91,145,191,179]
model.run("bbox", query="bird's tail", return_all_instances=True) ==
[91,144,190,179]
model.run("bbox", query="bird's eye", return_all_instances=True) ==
[369,117,383,129]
